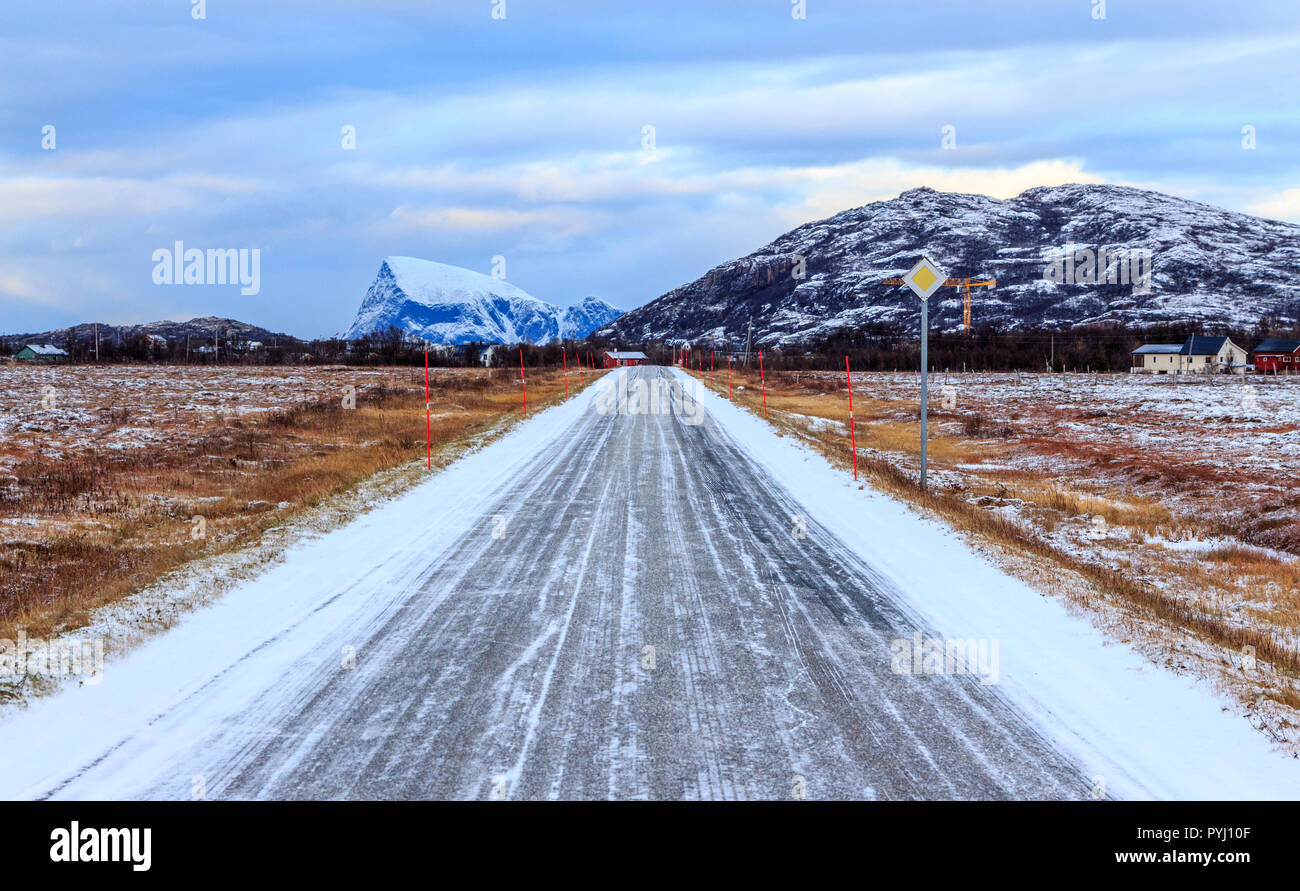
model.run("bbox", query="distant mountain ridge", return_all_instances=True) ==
[600,184,1300,348]
[1,316,295,350]
[343,256,622,345]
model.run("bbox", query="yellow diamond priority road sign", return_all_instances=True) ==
[903,256,947,302]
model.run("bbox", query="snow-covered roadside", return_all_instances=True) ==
[0,384,602,799]
[676,368,1300,800]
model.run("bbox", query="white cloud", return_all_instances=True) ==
[366,154,1104,234]
[757,158,1106,227]
[1246,188,1300,223]
[0,270,50,305]
[384,204,604,237]
[0,173,261,224]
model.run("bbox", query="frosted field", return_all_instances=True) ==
[0,363,484,644]
[0,365,426,467]
[844,369,1300,465]
[831,370,1300,537]
[0,365,513,497]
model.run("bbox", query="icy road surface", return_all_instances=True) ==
[1,366,1294,800]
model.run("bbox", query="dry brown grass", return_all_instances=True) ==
[720,371,985,465]
[0,365,597,638]
[1004,481,1174,533]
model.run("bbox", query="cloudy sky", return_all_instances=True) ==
[1,0,1297,337]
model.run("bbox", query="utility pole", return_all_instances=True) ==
[1050,334,1055,371]
[744,317,753,367]
[93,324,99,362]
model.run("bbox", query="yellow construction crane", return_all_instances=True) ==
[881,275,996,333]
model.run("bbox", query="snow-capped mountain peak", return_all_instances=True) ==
[343,257,622,344]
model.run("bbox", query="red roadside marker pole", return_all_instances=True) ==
[563,349,569,397]
[759,350,768,417]
[845,355,857,481]
[425,347,431,469]
[519,347,528,415]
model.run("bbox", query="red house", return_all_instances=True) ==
[1252,338,1300,373]
[603,350,648,368]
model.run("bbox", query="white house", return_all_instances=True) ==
[1130,343,1182,373]
[1130,336,1247,375]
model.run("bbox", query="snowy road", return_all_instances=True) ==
[2,366,1294,800]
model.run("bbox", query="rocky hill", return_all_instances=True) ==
[600,184,1300,347]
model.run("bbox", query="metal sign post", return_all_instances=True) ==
[920,297,928,488]
[901,256,947,490]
